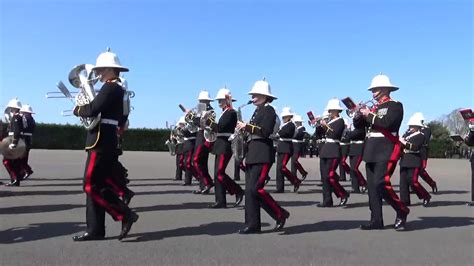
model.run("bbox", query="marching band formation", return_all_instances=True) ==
[1,49,473,241]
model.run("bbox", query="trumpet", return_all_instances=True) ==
[341,97,376,118]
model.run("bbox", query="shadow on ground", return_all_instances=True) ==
[0,204,83,214]
[0,222,85,244]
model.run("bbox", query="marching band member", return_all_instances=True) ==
[291,115,308,181]
[233,157,246,181]
[464,120,474,206]
[174,117,186,181]
[72,49,138,241]
[205,87,244,208]
[190,90,214,194]
[3,98,23,187]
[346,118,367,193]
[412,112,438,193]
[358,73,410,231]
[275,107,302,193]
[338,119,351,181]
[316,99,349,207]
[399,114,431,207]
[182,119,198,186]
[18,104,36,180]
[236,78,289,234]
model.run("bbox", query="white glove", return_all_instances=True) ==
[8,143,16,149]
[469,123,474,131]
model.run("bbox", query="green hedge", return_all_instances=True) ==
[29,123,170,151]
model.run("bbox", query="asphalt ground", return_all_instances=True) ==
[0,150,473,265]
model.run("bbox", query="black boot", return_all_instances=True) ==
[119,211,139,241]
[72,232,104,242]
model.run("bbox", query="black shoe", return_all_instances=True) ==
[23,170,34,180]
[192,189,202,194]
[301,172,308,181]
[233,192,244,207]
[422,197,431,207]
[72,232,104,242]
[361,186,368,193]
[339,196,349,206]
[274,218,287,231]
[209,202,226,209]
[316,202,333,208]
[432,185,438,194]
[467,202,474,206]
[119,212,139,241]
[394,214,407,231]
[274,190,284,194]
[238,227,261,234]
[5,180,20,187]
[123,190,135,206]
[293,183,300,193]
[201,184,214,194]
[360,222,384,230]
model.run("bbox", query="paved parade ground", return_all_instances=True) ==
[0,150,473,265]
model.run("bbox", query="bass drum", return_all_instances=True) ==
[0,137,26,159]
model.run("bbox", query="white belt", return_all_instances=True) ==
[340,142,350,146]
[316,139,326,143]
[367,131,397,138]
[350,140,364,144]
[8,132,14,136]
[184,137,196,140]
[216,133,232,137]
[404,149,420,154]
[279,138,293,142]
[101,119,119,126]
[21,132,33,136]
[292,140,304,143]
[325,138,340,143]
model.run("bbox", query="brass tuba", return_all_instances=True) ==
[202,109,217,143]
[68,64,101,130]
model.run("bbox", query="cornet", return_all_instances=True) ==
[341,97,376,118]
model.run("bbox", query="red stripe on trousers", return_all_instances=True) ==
[256,163,287,220]
[354,155,367,186]
[328,158,348,198]
[179,154,184,168]
[411,167,430,200]
[281,153,300,185]
[384,161,410,215]
[340,155,351,174]
[105,177,125,197]
[3,159,17,181]
[217,154,240,195]
[193,145,211,186]
[294,153,308,176]
[420,159,437,187]
[84,151,123,221]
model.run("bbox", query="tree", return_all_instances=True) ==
[427,121,456,158]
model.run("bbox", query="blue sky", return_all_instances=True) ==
[0,0,472,132]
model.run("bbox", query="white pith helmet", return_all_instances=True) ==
[368,73,398,91]
[92,48,129,72]
[280,107,294,118]
[248,78,277,99]
[197,90,213,101]
[325,98,343,111]
[407,114,423,127]
[215,87,237,102]
[293,115,303,123]
[412,112,425,123]
[6,98,22,109]
[20,104,34,114]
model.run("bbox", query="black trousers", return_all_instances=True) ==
[276,153,300,191]
[193,144,213,187]
[175,153,184,180]
[349,155,367,192]
[400,167,430,205]
[291,152,307,178]
[366,161,409,225]
[83,151,131,235]
[245,163,288,230]
[320,158,348,205]
[214,153,243,205]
